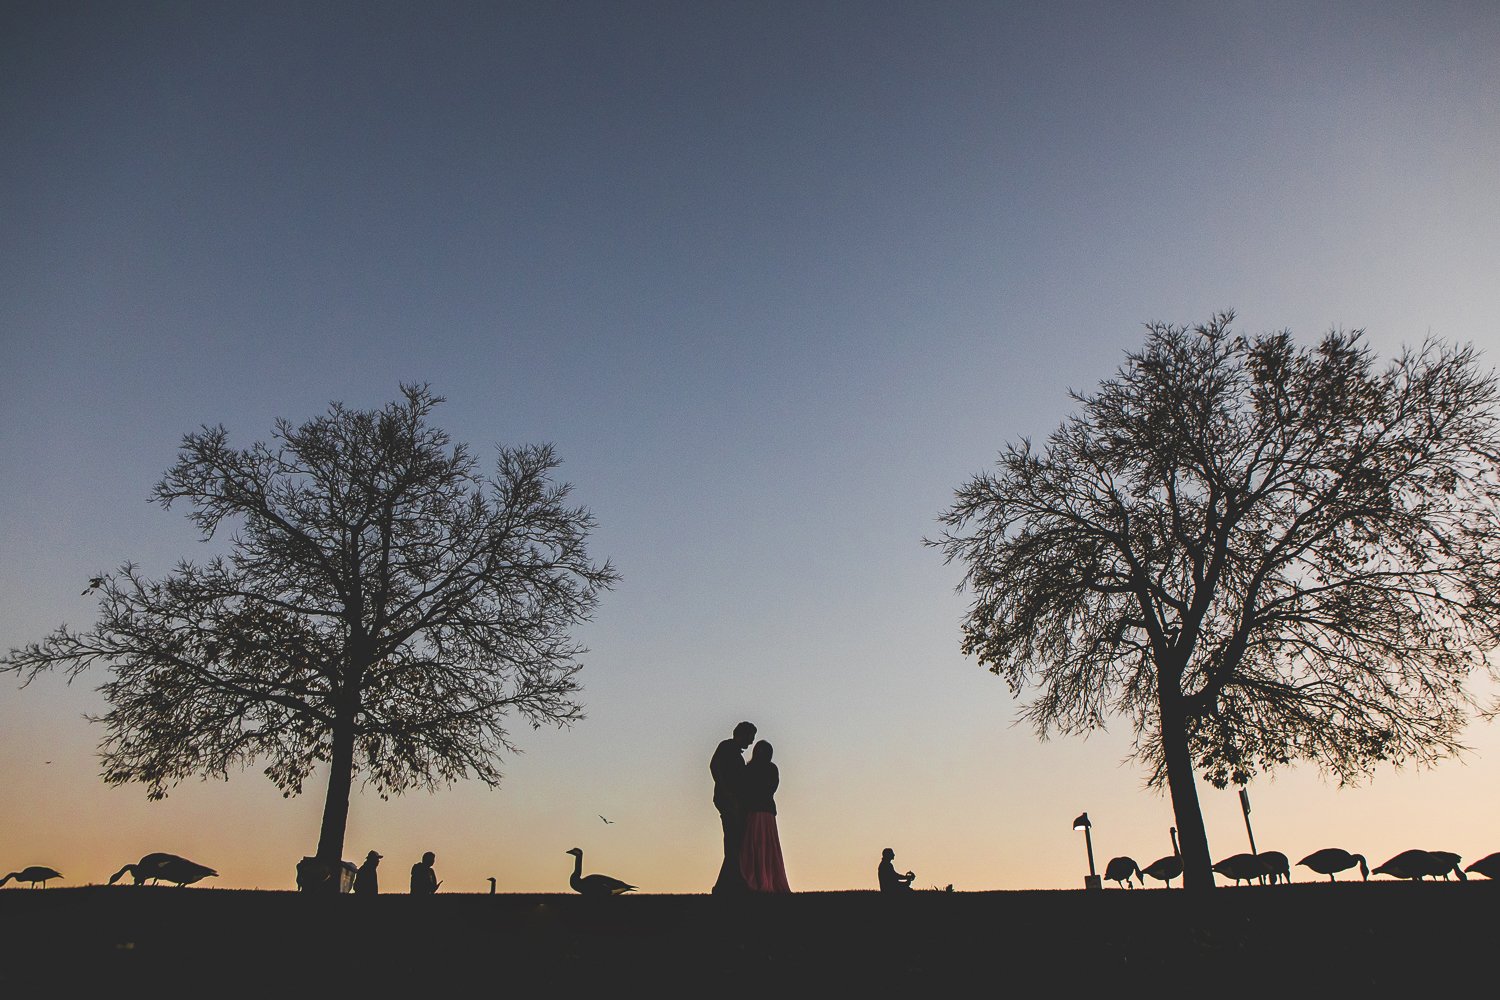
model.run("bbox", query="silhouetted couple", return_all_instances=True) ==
[711,721,790,894]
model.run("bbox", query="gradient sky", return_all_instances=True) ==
[3,1,1498,893]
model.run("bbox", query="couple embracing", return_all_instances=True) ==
[710,721,791,894]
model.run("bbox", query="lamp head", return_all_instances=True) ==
[1072,812,1091,831]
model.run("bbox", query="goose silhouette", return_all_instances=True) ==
[1371,849,1466,881]
[0,866,63,888]
[1141,827,1183,888]
[1463,852,1500,880]
[1257,850,1291,884]
[1297,848,1368,882]
[1372,850,1429,880]
[1421,850,1466,880]
[1211,852,1263,886]
[108,853,218,887]
[565,848,636,896]
[1103,856,1142,888]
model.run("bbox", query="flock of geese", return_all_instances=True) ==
[1102,828,1500,888]
[6,841,1499,892]
[0,849,634,896]
[0,853,218,890]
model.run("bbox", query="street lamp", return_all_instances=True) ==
[1073,812,1101,890]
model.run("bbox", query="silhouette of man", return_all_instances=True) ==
[410,851,439,894]
[354,850,381,895]
[878,848,915,893]
[711,721,756,894]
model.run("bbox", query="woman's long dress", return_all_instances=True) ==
[739,760,791,893]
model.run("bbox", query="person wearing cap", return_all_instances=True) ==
[354,850,382,895]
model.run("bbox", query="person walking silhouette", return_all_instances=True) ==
[354,850,381,895]
[410,851,439,894]
[738,740,791,892]
[711,721,756,894]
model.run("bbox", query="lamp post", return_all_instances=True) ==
[1073,812,1101,889]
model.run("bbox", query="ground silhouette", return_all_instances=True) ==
[4,882,1495,991]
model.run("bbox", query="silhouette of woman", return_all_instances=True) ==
[738,741,791,893]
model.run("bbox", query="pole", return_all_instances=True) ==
[1084,825,1097,878]
[1240,787,1263,885]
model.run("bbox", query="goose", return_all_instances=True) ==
[1141,827,1183,888]
[1212,852,1263,886]
[1103,856,1142,888]
[108,853,218,887]
[565,848,636,896]
[1371,849,1465,881]
[1372,849,1432,880]
[1463,852,1500,880]
[1420,850,1466,881]
[1257,850,1291,884]
[0,866,63,888]
[1297,848,1368,882]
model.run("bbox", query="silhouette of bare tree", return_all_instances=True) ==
[3,386,617,882]
[933,312,1500,889]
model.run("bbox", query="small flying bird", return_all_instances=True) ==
[598,815,614,825]
[81,576,104,596]
[0,866,64,888]
[565,847,636,896]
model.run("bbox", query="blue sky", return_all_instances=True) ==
[3,1,1498,892]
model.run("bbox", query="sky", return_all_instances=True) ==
[3,1,1499,894]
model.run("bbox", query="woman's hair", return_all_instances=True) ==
[750,740,773,762]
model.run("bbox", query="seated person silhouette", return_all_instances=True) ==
[878,848,916,892]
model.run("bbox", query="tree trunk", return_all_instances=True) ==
[1159,695,1214,891]
[315,698,358,867]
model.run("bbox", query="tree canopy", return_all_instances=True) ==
[933,312,1500,889]
[3,385,618,870]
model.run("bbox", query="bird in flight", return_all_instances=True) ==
[81,576,104,596]
[598,815,614,824]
